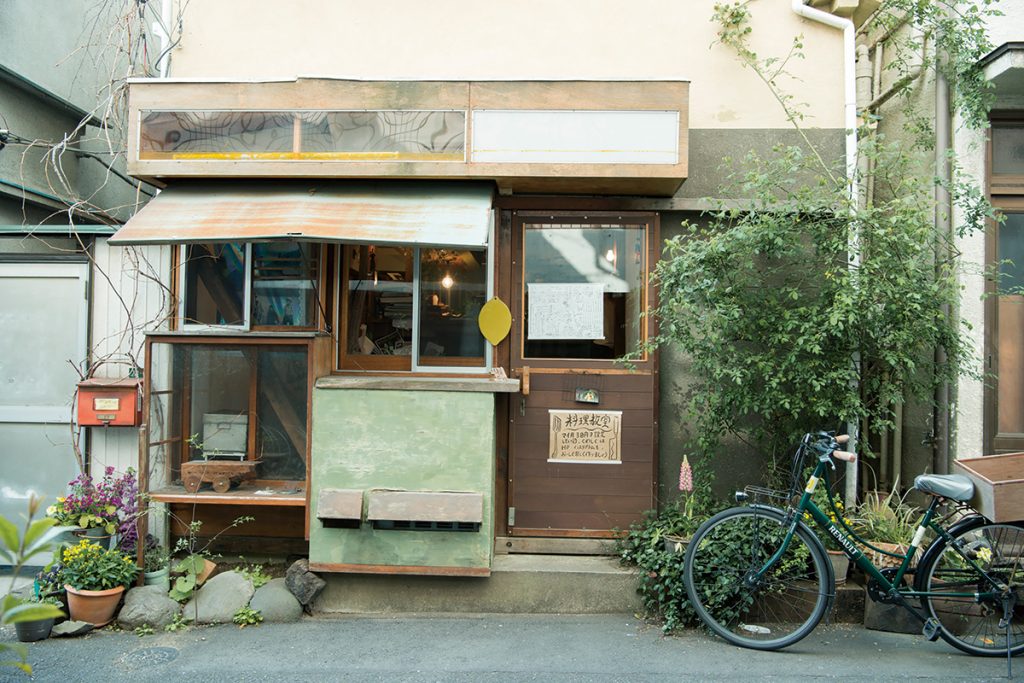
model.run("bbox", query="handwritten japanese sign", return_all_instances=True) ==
[548,410,622,463]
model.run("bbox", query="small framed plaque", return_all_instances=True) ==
[548,410,622,464]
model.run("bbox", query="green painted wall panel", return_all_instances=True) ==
[310,388,495,570]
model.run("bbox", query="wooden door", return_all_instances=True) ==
[987,202,1024,452]
[507,212,658,537]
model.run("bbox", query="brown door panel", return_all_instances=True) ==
[507,212,659,537]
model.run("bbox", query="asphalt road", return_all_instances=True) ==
[0,614,1014,682]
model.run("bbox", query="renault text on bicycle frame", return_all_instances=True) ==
[825,521,860,557]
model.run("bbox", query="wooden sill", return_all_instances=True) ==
[150,483,306,507]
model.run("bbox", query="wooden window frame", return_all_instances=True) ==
[510,211,658,373]
[335,243,493,374]
[985,113,1024,453]
[990,114,1024,196]
[176,242,328,333]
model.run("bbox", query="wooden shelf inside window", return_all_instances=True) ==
[149,483,306,507]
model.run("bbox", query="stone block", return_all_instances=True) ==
[286,559,326,610]
[183,571,254,624]
[250,578,302,622]
[118,585,181,629]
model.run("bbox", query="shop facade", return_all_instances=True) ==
[102,0,849,576]
[109,79,687,574]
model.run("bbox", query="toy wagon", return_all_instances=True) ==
[180,460,258,493]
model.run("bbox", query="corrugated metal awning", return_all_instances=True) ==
[107,181,494,247]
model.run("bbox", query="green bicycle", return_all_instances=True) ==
[683,432,1024,660]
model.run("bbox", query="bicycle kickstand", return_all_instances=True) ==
[999,593,1016,680]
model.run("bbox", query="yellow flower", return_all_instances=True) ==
[976,546,993,564]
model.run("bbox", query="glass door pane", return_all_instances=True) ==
[522,223,646,360]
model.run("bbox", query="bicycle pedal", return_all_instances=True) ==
[922,618,941,642]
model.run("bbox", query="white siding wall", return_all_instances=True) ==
[87,239,172,477]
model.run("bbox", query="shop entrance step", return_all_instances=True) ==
[313,554,642,615]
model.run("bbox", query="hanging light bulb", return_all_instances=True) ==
[441,273,454,289]
[605,247,616,264]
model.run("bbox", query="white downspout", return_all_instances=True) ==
[790,1,860,507]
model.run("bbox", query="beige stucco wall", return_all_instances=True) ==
[954,120,988,461]
[165,0,846,130]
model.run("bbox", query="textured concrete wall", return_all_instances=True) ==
[310,387,495,570]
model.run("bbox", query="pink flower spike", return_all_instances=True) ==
[679,455,693,492]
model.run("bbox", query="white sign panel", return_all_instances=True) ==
[528,283,604,340]
[472,110,679,165]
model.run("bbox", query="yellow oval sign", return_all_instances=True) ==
[478,297,512,346]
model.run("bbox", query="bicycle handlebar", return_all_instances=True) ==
[832,450,856,462]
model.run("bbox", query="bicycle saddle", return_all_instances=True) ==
[913,473,974,501]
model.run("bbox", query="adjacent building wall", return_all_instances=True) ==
[955,0,1024,460]
[0,1,165,485]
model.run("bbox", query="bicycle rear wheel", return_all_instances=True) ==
[918,519,1024,657]
[683,506,833,650]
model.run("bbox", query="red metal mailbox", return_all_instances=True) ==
[77,378,142,427]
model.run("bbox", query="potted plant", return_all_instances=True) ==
[13,596,62,642]
[143,545,170,591]
[47,467,138,548]
[60,539,138,626]
[854,485,920,569]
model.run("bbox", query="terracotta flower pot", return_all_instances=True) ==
[869,542,909,570]
[827,549,850,585]
[64,584,125,626]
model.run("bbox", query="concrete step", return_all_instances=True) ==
[313,555,643,615]
[311,555,867,622]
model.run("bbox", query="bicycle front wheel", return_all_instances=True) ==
[683,506,833,650]
[919,519,1024,657]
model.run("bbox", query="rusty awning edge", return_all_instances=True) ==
[108,180,495,248]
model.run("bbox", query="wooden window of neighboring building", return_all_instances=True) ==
[986,115,1024,452]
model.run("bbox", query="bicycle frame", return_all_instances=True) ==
[754,454,1004,609]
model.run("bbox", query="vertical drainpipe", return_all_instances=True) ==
[935,56,952,475]
[791,1,860,506]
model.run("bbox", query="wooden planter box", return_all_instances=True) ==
[953,452,1024,523]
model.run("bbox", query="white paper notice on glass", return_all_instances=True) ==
[527,283,604,340]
